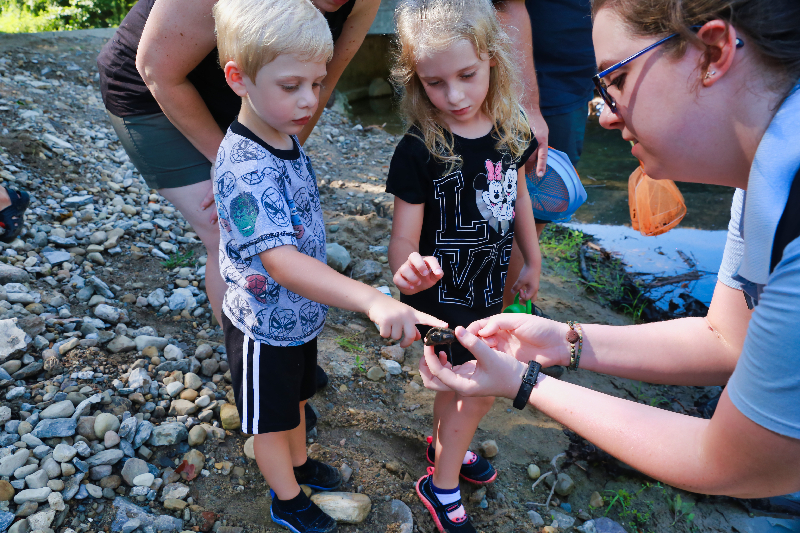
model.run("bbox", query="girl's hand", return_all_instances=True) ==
[510,263,539,303]
[367,294,447,348]
[393,252,444,295]
[466,314,569,368]
[420,326,529,399]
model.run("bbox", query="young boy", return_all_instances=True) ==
[212,0,447,531]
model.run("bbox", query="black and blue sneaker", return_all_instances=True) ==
[270,489,337,533]
[294,459,342,491]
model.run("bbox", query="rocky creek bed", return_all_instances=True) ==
[0,29,793,533]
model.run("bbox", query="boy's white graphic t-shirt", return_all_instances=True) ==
[215,121,327,346]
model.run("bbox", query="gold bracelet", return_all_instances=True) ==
[566,321,582,371]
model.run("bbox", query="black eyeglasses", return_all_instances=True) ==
[593,26,744,114]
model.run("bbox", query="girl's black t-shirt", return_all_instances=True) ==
[96,0,356,128]
[386,128,536,331]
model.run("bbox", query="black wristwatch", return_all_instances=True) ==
[513,361,541,410]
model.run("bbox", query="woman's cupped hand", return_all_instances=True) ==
[420,326,530,399]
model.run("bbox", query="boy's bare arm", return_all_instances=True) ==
[259,245,446,346]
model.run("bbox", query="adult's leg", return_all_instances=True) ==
[107,111,224,324]
[503,103,589,308]
[159,181,224,325]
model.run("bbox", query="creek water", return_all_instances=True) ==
[349,97,736,310]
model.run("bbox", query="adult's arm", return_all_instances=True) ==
[471,280,752,386]
[298,0,380,145]
[493,0,548,177]
[420,330,800,498]
[136,0,224,163]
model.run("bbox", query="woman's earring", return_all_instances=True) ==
[704,70,717,80]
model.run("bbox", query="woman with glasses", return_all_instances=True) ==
[420,0,800,498]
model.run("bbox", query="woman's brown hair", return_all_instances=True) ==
[592,0,800,90]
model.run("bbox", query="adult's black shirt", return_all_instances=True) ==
[97,0,356,129]
[386,128,536,333]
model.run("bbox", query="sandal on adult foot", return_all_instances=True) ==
[426,437,497,485]
[0,188,30,243]
[416,468,476,533]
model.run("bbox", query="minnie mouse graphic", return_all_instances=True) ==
[476,159,517,235]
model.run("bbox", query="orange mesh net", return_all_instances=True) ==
[628,166,686,236]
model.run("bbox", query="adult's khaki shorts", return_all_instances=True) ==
[106,110,212,190]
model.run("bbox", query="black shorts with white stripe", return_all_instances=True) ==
[222,312,318,434]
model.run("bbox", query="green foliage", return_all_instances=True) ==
[160,250,196,270]
[604,483,667,533]
[0,0,135,33]
[619,287,648,323]
[633,381,671,408]
[669,493,695,526]
[336,336,366,373]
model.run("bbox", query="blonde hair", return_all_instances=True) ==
[214,0,334,81]
[392,0,532,172]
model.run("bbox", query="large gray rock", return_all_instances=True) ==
[62,472,85,500]
[13,487,51,504]
[146,289,166,308]
[388,499,413,533]
[107,335,136,354]
[126,367,151,390]
[326,243,351,272]
[12,361,43,380]
[0,449,30,477]
[351,260,383,282]
[134,336,168,352]
[310,492,371,524]
[0,262,30,284]
[85,449,125,467]
[31,418,76,439]
[120,458,148,486]
[94,304,121,323]
[160,483,189,501]
[0,319,30,361]
[0,511,13,533]
[110,497,183,533]
[148,422,187,447]
[168,289,196,311]
[40,400,76,419]
[132,420,153,449]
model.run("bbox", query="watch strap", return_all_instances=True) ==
[513,361,541,410]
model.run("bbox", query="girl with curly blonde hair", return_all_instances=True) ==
[386,1,541,531]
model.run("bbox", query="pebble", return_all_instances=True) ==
[527,464,541,480]
[219,404,241,430]
[590,491,604,508]
[188,425,206,446]
[554,473,575,496]
[480,440,499,458]
[366,366,385,381]
[94,412,121,439]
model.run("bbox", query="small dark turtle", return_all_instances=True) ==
[424,327,456,346]
[424,327,456,365]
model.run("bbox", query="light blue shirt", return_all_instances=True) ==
[215,121,328,346]
[720,84,800,439]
